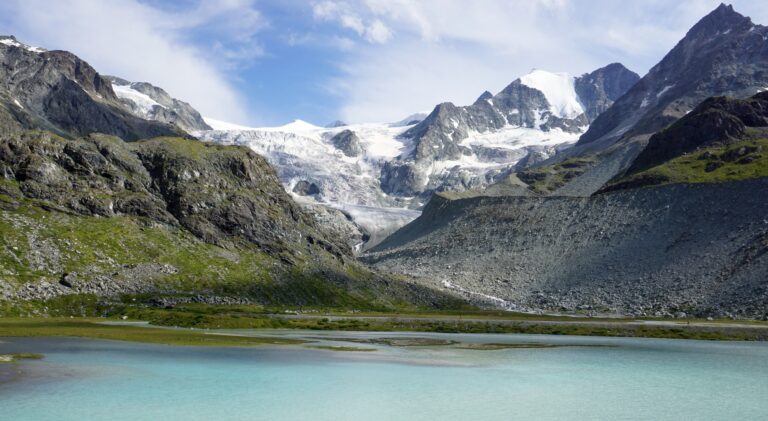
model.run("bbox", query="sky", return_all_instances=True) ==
[1,0,768,127]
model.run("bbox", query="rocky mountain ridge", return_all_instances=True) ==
[362,4,768,318]
[0,36,186,141]
[200,65,638,248]
[105,76,212,132]
[382,64,640,196]
[537,3,768,196]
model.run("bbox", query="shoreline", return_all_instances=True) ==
[1,313,767,348]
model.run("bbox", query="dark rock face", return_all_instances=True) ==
[628,91,768,172]
[0,36,185,141]
[380,63,638,196]
[329,129,362,157]
[531,4,768,197]
[364,179,768,318]
[293,180,321,196]
[105,76,212,132]
[380,161,427,196]
[578,4,768,148]
[0,132,349,257]
[575,63,642,120]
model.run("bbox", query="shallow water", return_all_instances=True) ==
[1,331,767,420]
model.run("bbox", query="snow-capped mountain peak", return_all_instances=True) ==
[0,35,45,53]
[198,63,640,249]
[271,119,321,132]
[519,69,584,119]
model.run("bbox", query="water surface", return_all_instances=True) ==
[1,331,767,420]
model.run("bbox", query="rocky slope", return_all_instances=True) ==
[364,180,768,318]
[0,36,185,141]
[0,130,459,309]
[525,4,768,196]
[105,76,212,132]
[382,64,639,196]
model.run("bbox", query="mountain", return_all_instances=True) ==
[541,3,768,196]
[362,4,768,318]
[105,76,212,132]
[0,131,459,309]
[200,64,638,248]
[0,37,461,311]
[0,36,186,140]
[198,120,422,250]
[381,64,639,196]
[602,91,768,191]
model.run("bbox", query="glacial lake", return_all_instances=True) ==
[1,330,767,420]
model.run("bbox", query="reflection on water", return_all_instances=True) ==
[1,331,768,420]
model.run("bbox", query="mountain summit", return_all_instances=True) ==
[380,64,639,196]
[578,3,766,149]
[0,36,185,140]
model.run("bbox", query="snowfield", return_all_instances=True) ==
[111,83,164,116]
[197,115,581,248]
[520,70,585,119]
[196,68,590,250]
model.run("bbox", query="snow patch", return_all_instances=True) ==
[0,38,44,53]
[656,84,675,98]
[111,83,163,115]
[520,70,585,119]
[202,117,256,131]
[441,280,516,310]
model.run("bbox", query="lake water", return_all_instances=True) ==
[1,330,767,420]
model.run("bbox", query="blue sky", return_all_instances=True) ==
[2,1,768,126]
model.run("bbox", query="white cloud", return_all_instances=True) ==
[317,0,768,123]
[365,20,393,43]
[313,1,394,44]
[0,0,264,124]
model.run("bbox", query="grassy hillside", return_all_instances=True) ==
[604,138,768,191]
[0,131,464,314]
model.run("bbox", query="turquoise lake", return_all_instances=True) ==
[1,330,767,420]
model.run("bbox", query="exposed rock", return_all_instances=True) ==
[0,36,186,140]
[330,129,362,157]
[574,63,642,120]
[551,4,768,196]
[292,180,321,196]
[59,272,77,288]
[628,92,768,172]
[105,76,212,132]
[381,63,638,196]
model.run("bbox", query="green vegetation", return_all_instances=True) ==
[1,309,766,347]
[0,197,452,312]
[609,138,768,189]
[0,353,44,363]
[0,318,303,347]
[517,156,597,194]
